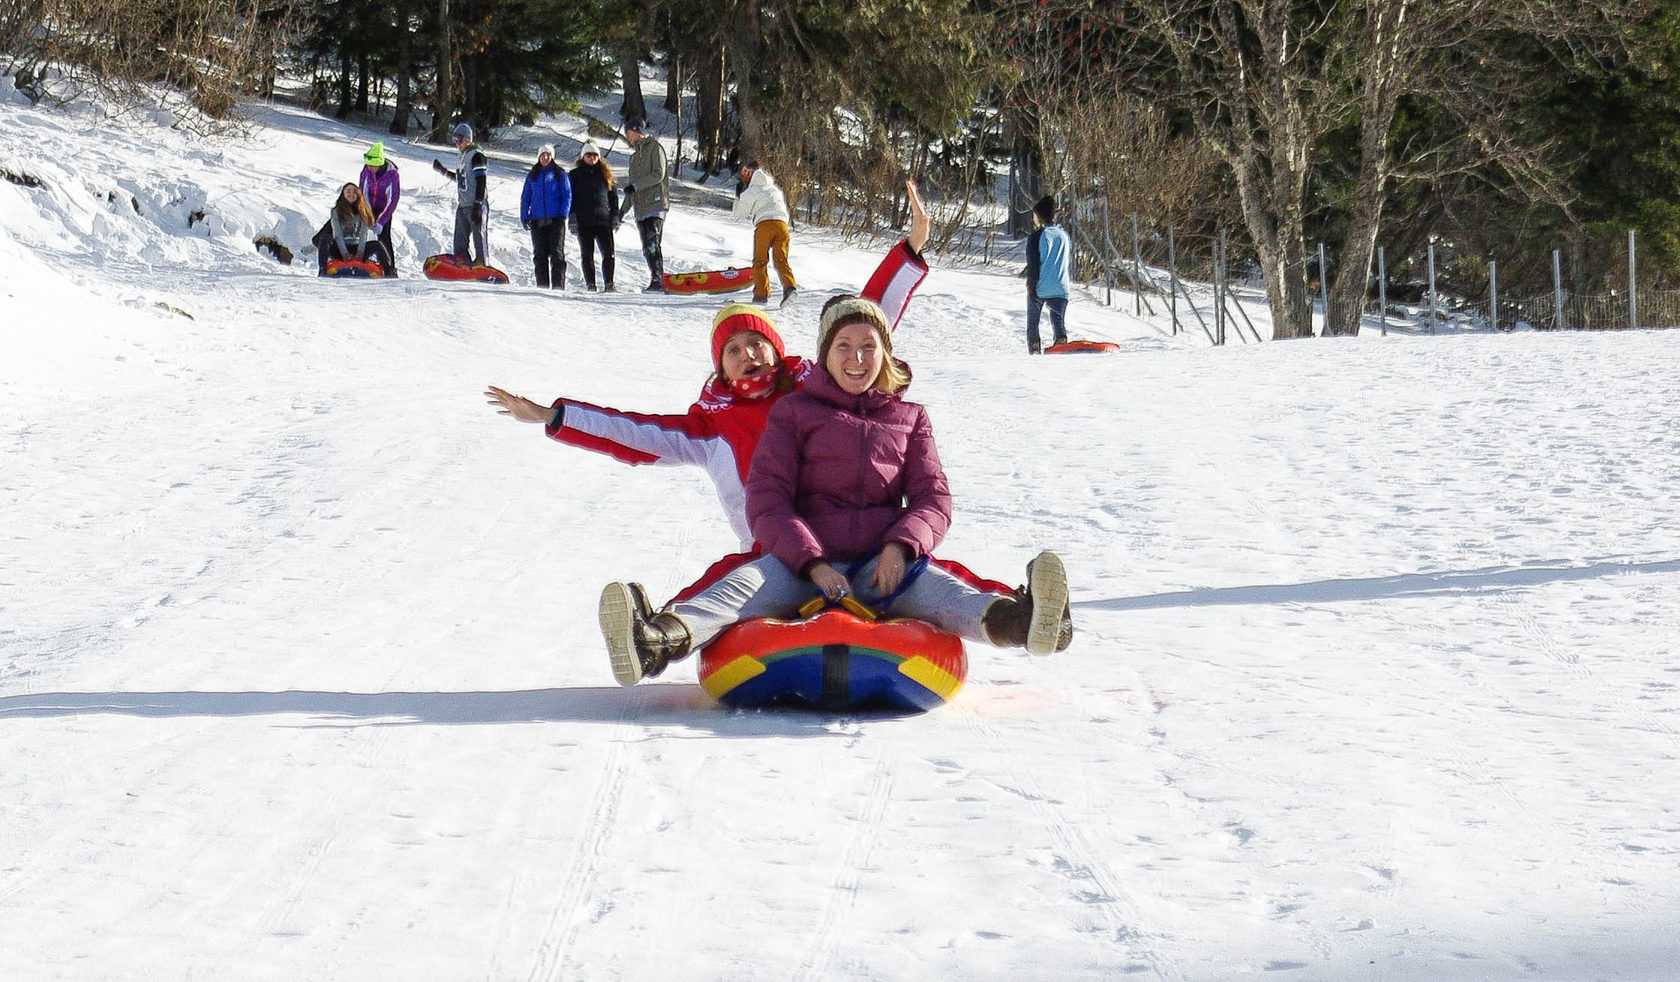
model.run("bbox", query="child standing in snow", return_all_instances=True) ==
[595,296,1073,686]
[357,142,400,275]
[732,159,797,307]
[432,122,489,266]
[520,145,571,289]
[1024,194,1071,354]
[314,183,393,275]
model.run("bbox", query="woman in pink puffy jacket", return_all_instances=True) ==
[598,296,1074,686]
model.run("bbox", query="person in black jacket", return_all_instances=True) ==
[568,141,622,291]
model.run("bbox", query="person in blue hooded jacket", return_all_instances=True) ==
[520,145,573,289]
[1024,195,1072,354]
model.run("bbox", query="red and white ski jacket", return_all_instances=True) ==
[543,241,928,549]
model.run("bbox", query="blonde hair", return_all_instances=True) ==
[818,297,908,394]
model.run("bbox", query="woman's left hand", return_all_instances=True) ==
[870,542,910,595]
[485,385,549,423]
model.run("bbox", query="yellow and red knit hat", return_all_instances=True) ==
[710,303,786,372]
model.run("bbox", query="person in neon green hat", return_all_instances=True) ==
[358,141,401,275]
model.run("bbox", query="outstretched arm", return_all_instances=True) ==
[905,179,930,255]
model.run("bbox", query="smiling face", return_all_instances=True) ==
[719,330,779,383]
[824,321,885,395]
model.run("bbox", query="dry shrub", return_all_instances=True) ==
[0,0,287,126]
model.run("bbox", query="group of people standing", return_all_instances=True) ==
[514,116,671,292]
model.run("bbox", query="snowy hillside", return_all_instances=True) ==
[4,88,1680,981]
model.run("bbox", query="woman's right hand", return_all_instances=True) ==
[806,561,852,601]
[906,179,930,253]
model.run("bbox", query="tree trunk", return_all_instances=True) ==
[431,0,451,142]
[390,14,412,136]
[1008,108,1042,238]
[618,44,645,123]
[695,51,724,174]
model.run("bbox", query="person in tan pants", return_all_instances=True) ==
[732,159,798,307]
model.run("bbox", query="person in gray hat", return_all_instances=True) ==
[620,116,670,292]
[432,122,490,265]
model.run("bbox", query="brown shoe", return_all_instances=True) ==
[599,583,693,685]
[981,552,1071,654]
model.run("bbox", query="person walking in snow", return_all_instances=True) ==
[314,182,394,276]
[594,296,1074,686]
[620,116,669,292]
[432,122,490,266]
[732,159,797,307]
[1024,194,1071,354]
[520,145,572,289]
[568,141,621,292]
[357,142,401,275]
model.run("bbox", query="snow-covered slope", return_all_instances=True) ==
[3,90,1679,981]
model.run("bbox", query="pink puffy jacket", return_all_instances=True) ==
[745,365,951,575]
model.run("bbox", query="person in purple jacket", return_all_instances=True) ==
[597,296,1074,686]
[357,142,401,275]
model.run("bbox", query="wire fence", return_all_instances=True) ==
[1052,206,1680,341]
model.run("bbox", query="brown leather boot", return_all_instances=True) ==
[599,583,693,685]
[981,552,1072,655]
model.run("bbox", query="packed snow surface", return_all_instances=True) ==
[4,91,1679,980]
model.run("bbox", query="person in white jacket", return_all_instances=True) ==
[732,160,798,307]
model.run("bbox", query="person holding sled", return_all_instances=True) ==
[358,142,401,275]
[520,145,572,289]
[596,295,1074,686]
[732,159,797,307]
[620,116,669,292]
[569,141,621,292]
[1025,194,1072,354]
[433,122,490,266]
[314,182,394,276]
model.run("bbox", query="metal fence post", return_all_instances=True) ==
[1168,226,1179,335]
[1217,229,1228,345]
[1317,241,1329,336]
[1131,213,1144,318]
[1378,245,1387,336]
[1489,260,1499,332]
[1629,229,1638,329]
[1552,249,1564,330]
[1427,242,1438,335]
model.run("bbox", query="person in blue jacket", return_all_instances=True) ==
[520,145,573,289]
[1024,194,1072,354]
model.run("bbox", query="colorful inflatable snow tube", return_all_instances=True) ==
[697,598,967,713]
[322,257,386,278]
[1045,339,1119,354]
[422,254,510,284]
[661,267,753,295]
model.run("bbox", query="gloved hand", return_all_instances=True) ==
[471,205,485,230]
[735,179,747,197]
[622,184,634,198]
[372,223,383,236]
[522,220,531,231]
[432,159,446,175]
